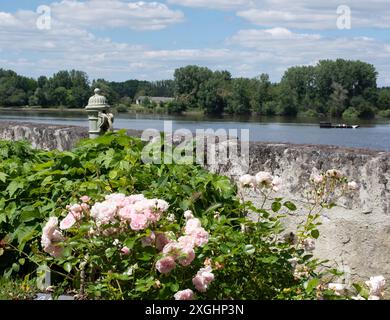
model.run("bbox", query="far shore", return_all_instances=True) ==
[1,106,389,123]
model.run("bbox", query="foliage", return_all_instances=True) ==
[0,134,377,300]
[0,276,38,300]
[0,59,384,118]
[378,109,390,118]
[0,133,239,279]
[342,107,359,120]
[377,88,390,110]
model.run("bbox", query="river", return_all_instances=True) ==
[0,110,389,151]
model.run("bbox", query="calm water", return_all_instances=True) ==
[1,110,390,151]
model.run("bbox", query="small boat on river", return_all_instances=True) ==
[319,122,359,129]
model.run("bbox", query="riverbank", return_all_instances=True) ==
[2,107,389,122]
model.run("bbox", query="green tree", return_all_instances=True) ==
[174,65,214,110]
[329,82,348,117]
[251,73,272,114]
[226,78,252,115]
[377,88,390,110]
[198,70,231,114]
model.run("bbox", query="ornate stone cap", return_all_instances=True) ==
[86,88,109,109]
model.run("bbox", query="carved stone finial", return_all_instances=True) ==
[85,88,114,138]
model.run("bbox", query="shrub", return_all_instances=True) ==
[115,104,129,113]
[0,134,385,300]
[378,109,390,118]
[342,107,359,120]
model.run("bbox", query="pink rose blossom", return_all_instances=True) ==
[239,174,255,188]
[348,181,359,191]
[59,213,77,230]
[178,236,195,249]
[91,201,117,224]
[42,217,60,239]
[41,217,65,258]
[192,266,215,293]
[130,214,148,231]
[69,204,82,213]
[144,208,159,223]
[272,176,282,192]
[255,171,273,188]
[149,199,169,213]
[191,228,209,247]
[118,205,135,221]
[126,194,146,204]
[162,242,181,257]
[177,247,195,267]
[156,256,177,274]
[184,218,202,235]
[366,276,386,298]
[80,196,90,203]
[105,193,126,203]
[184,210,194,220]
[121,246,130,255]
[174,289,194,300]
[68,204,83,220]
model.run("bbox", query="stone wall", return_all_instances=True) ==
[1,121,389,295]
[205,141,390,296]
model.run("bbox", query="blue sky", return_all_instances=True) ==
[0,0,389,86]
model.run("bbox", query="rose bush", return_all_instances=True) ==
[0,132,386,299]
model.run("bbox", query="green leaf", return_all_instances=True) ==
[18,258,26,265]
[220,244,231,254]
[12,263,20,272]
[124,238,136,250]
[63,262,72,273]
[170,283,179,293]
[284,201,297,211]
[0,172,8,183]
[271,201,282,213]
[135,277,155,292]
[244,244,255,255]
[0,248,4,256]
[6,180,24,197]
[13,225,38,251]
[109,273,130,281]
[20,208,41,222]
[305,278,320,293]
[105,247,116,259]
[311,229,320,239]
[109,170,118,180]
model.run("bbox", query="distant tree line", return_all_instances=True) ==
[1,59,390,118]
[172,60,390,119]
[0,69,174,109]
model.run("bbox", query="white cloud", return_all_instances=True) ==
[236,0,390,29]
[167,0,390,29]
[0,2,390,86]
[228,28,390,85]
[50,0,184,30]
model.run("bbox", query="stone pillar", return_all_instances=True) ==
[85,88,114,138]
